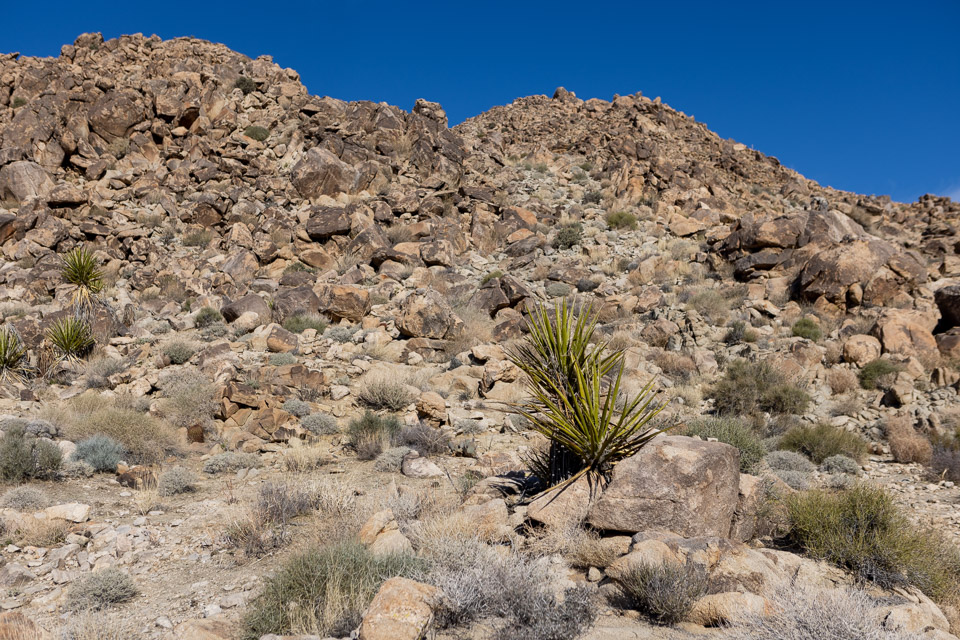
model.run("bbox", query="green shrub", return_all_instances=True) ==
[787,484,960,601]
[243,125,269,141]
[242,542,421,639]
[791,317,822,341]
[508,300,665,488]
[194,307,223,328]
[708,359,810,416]
[72,435,125,472]
[616,561,707,625]
[480,270,504,285]
[234,76,257,95]
[283,312,328,335]
[348,412,402,460]
[66,568,137,610]
[553,224,583,249]
[325,325,359,343]
[358,376,415,412]
[11,97,27,109]
[301,413,338,435]
[723,320,757,344]
[162,340,195,364]
[203,452,260,474]
[65,402,176,464]
[0,325,28,382]
[582,190,601,205]
[778,423,868,463]
[683,418,765,473]
[281,398,310,417]
[606,211,637,230]
[157,467,196,496]
[47,317,94,359]
[0,425,61,482]
[686,290,730,324]
[858,358,903,390]
[269,353,297,366]
[61,246,104,313]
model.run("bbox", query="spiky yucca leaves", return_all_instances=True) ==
[0,325,29,383]
[47,317,94,359]
[61,247,104,316]
[508,300,667,491]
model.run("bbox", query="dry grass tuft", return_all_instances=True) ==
[886,416,932,465]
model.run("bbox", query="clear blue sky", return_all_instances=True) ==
[2,0,958,204]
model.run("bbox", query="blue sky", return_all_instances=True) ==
[2,0,958,203]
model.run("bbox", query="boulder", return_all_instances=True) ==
[305,206,352,240]
[44,502,90,523]
[397,289,464,340]
[0,161,53,202]
[314,284,370,322]
[401,451,444,478]
[587,436,740,537]
[415,391,446,427]
[872,309,940,364]
[221,294,272,326]
[358,577,439,640]
[934,284,960,331]
[527,474,601,529]
[88,89,148,140]
[266,325,298,353]
[689,591,771,626]
[842,334,882,366]
[292,147,359,199]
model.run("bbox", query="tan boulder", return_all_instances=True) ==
[358,577,439,640]
[0,611,51,640]
[415,391,446,427]
[842,334,882,366]
[872,309,940,364]
[168,618,235,640]
[43,502,90,523]
[314,284,371,322]
[688,591,771,626]
[396,289,464,340]
[291,147,359,199]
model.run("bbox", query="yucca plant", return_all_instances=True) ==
[61,246,104,315]
[47,316,94,359]
[508,299,667,492]
[0,325,29,383]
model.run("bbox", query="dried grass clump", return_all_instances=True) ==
[827,368,859,395]
[59,396,178,464]
[66,568,137,611]
[616,560,707,625]
[358,374,416,412]
[886,416,932,465]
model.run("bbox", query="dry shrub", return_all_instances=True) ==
[156,368,217,430]
[886,416,932,465]
[446,303,495,355]
[525,523,618,569]
[357,374,416,411]
[9,516,69,547]
[616,561,707,625]
[282,445,327,472]
[827,368,859,395]
[66,568,137,611]
[56,612,140,639]
[651,350,697,382]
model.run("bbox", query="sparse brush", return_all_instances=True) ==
[0,485,48,510]
[162,340,195,364]
[0,325,29,383]
[709,359,810,416]
[683,417,765,473]
[203,452,260,474]
[194,307,223,328]
[606,210,637,230]
[617,560,707,625]
[182,229,213,247]
[859,358,903,390]
[0,424,61,482]
[282,446,327,472]
[235,76,257,95]
[156,368,217,429]
[47,316,94,359]
[886,416,932,464]
[72,435,125,472]
[779,423,868,463]
[348,412,402,460]
[243,125,270,141]
[301,413,339,435]
[65,402,177,464]
[374,446,412,472]
[282,398,310,417]
[792,317,823,341]
[820,454,861,475]
[67,568,137,611]
[324,325,359,343]
[61,247,104,313]
[283,312,328,334]
[724,320,758,344]
[358,375,416,411]
[508,299,666,489]
[84,357,125,389]
[157,467,196,496]
[395,424,450,456]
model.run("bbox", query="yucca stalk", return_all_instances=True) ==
[47,316,94,360]
[0,325,29,383]
[61,246,104,317]
[508,300,668,493]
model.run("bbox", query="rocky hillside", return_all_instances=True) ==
[0,32,958,639]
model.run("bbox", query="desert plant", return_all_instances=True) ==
[0,325,29,383]
[778,423,868,463]
[765,449,816,473]
[886,416,932,464]
[157,467,196,496]
[156,368,217,430]
[616,561,708,625]
[325,325,359,343]
[66,568,137,611]
[84,357,125,389]
[787,484,960,601]
[358,375,415,411]
[255,481,317,525]
[64,402,176,464]
[820,454,861,475]
[606,210,637,230]
[242,541,421,639]
[72,435,125,472]
[374,446,412,472]
[0,425,61,482]
[194,307,223,328]
[302,413,338,435]
[162,340,195,364]
[930,446,960,482]
[47,316,94,359]
[859,358,903,390]
[348,412,402,460]
[492,585,596,640]
[553,223,583,249]
[0,485,48,510]
[508,300,666,489]
[395,423,451,456]
[724,320,758,344]
[243,125,269,141]
[269,353,297,366]
[61,246,104,314]
[182,229,213,247]
[683,417,765,473]
[792,317,823,341]
[827,368,859,395]
[203,452,260,474]
[687,290,730,324]
[283,312,327,334]
[282,398,310,417]
[234,76,257,95]
[708,359,810,416]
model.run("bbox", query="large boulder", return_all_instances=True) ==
[358,577,439,640]
[842,334,882,366]
[88,89,149,140]
[314,284,370,322]
[587,436,740,537]
[305,205,352,240]
[872,309,940,364]
[0,161,53,202]
[221,294,272,326]
[291,147,359,199]
[396,289,464,340]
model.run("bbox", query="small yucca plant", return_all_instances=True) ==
[508,299,667,492]
[0,325,29,383]
[61,247,104,314]
[47,317,94,359]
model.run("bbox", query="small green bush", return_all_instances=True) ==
[792,317,822,341]
[709,359,810,416]
[582,190,602,205]
[11,97,27,109]
[242,541,422,639]
[553,223,583,249]
[683,418,765,473]
[0,325,28,382]
[269,353,297,366]
[480,270,504,286]
[67,568,137,610]
[301,413,338,435]
[820,454,861,475]
[243,125,269,141]
[283,312,328,335]
[163,341,196,365]
[617,561,707,625]
[859,358,903,390]
[723,320,757,344]
[348,412,402,460]
[47,317,94,359]
[234,76,257,95]
[787,484,960,601]
[281,398,310,417]
[778,423,868,463]
[606,211,637,230]
[61,246,104,311]
[0,425,62,482]
[194,307,223,328]
[203,452,260,474]
[157,467,196,496]
[72,435,125,472]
